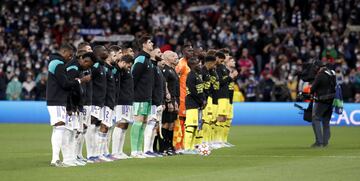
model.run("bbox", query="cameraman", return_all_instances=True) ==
[310,61,336,148]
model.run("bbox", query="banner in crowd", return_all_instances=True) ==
[0,101,359,126]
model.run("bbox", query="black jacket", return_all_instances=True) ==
[311,68,336,104]
[131,51,154,102]
[113,65,121,105]
[46,53,80,106]
[65,60,84,112]
[186,70,205,110]
[152,61,165,106]
[104,63,116,109]
[81,69,92,106]
[91,61,107,107]
[162,65,180,103]
[117,68,134,105]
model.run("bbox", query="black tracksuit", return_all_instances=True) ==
[131,51,154,102]
[46,53,80,106]
[185,70,205,110]
[91,61,107,107]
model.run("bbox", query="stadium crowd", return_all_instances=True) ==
[1,0,360,102]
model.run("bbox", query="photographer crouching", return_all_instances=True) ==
[310,61,336,148]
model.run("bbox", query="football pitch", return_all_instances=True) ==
[1,124,359,181]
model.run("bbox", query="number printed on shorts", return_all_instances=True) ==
[106,111,110,119]
[122,106,129,114]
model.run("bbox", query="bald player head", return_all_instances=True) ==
[162,51,179,67]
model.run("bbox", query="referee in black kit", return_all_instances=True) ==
[310,61,336,148]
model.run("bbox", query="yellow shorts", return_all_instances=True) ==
[185,109,199,126]
[212,104,218,121]
[228,103,234,119]
[203,97,213,123]
[217,98,230,117]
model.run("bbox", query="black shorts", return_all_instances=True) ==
[162,111,177,123]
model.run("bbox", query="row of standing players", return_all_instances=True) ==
[46,36,238,167]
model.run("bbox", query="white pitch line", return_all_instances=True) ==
[214,155,360,159]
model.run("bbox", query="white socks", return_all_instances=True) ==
[75,132,84,158]
[112,127,121,155]
[62,128,75,163]
[95,131,107,156]
[150,129,157,153]
[104,127,113,155]
[119,128,126,154]
[85,124,96,158]
[112,127,127,155]
[103,132,110,156]
[144,120,156,153]
[51,125,65,163]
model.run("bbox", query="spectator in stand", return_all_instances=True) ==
[237,48,254,82]
[35,73,47,101]
[6,76,22,100]
[342,75,356,102]
[355,93,360,103]
[0,67,7,100]
[258,70,274,102]
[0,0,360,102]
[243,76,258,102]
[21,74,36,100]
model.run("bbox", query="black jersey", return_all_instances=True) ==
[215,64,231,99]
[229,81,235,104]
[185,70,205,110]
[201,66,211,100]
[209,68,220,104]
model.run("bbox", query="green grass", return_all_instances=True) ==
[0,124,359,181]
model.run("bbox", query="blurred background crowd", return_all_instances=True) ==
[1,0,360,102]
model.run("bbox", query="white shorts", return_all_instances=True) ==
[66,113,81,131]
[80,106,92,126]
[147,105,157,121]
[102,106,114,127]
[47,106,67,126]
[91,106,104,121]
[114,105,133,123]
